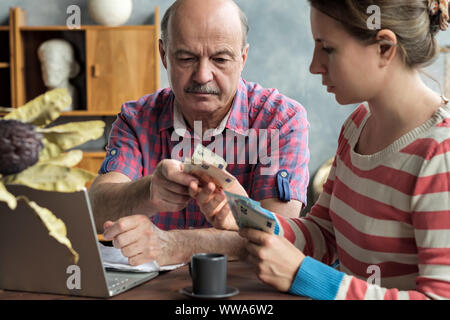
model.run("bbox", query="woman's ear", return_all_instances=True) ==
[375,29,398,68]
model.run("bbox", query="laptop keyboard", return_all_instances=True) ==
[107,276,131,292]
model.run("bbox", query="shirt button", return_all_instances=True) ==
[280,171,288,178]
[110,149,117,156]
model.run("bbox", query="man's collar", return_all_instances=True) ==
[160,78,250,137]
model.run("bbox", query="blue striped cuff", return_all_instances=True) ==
[289,256,345,300]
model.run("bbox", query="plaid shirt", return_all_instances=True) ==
[100,78,310,230]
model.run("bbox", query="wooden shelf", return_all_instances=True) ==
[0,26,9,31]
[82,151,106,158]
[61,110,118,117]
[0,62,10,68]
[1,110,118,117]
[20,25,156,31]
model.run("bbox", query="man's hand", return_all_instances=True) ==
[189,180,240,231]
[149,159,199,214]
[102,215,180,266]
[239,228,305,292]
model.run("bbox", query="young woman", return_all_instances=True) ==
[189,0,450,300]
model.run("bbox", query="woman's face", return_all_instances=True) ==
[309,7,384,105]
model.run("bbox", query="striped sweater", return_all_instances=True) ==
[278,103,450,300]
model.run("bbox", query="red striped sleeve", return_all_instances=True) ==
[400,138,450,160]
[292,219,315,257]
[416,278,450,299]
[413,211,450,229]
[345,277,368,300]
[277,215,296,244]
[383,289,399,299]
[408,290,428,299]
[413,172,450,194]
[417,247,450,265]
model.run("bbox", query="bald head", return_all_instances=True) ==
[161,0,249,50]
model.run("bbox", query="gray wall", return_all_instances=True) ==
[1,0,449,181]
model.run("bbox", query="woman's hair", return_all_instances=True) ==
[308,0,449,68]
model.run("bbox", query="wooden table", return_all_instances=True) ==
[0,261,308,300]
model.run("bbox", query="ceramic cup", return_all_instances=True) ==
[189,253,227,296]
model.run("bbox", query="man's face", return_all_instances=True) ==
[160,4,248,117]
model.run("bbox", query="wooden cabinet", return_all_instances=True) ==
[2,7,161,175]
[86,28,159,113]
[8,7,160,115]
[0,25,12,108]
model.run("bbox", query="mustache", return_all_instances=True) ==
[184,84,220,95]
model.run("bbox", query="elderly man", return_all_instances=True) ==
[89,0,310,266]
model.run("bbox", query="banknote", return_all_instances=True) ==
[192,144,227,169]
[224,191,277,234]
[184,144,235,189]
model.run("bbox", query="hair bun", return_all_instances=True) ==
[428,0,449,33]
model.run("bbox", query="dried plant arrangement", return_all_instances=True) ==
[0,88,105,263]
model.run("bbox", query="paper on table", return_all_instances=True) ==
[98,242,185,273]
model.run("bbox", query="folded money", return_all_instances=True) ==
[184,144,236,190]
[192,143,227,169]
[224,191,278,234]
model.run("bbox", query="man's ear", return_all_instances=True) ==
[240,43,250,72]
[375,29,398,68]
[159,39,168,69]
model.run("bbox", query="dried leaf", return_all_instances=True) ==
[38,138,64,162]
[17,195,79,264]
[38,150,83,167]
[3,164,96,192]
[0,180,17,210]
[38,121,105,150]
[4,88,71,127]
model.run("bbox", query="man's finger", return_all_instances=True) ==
[103,220,115,233]
[188,180,200,198]
[112,228,142,249]
[161,179,191,196]
[196,182,216,204]
[120,240,142,258]
[128,252,149,266]
[161,161,199,187]
[103,217,138,240]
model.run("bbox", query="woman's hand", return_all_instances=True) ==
[239,228,306,292]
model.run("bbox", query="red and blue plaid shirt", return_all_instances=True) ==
[100,78,310,230]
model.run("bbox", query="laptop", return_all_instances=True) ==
[0,185,158,298]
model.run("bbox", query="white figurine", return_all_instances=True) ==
[37,39,80,111]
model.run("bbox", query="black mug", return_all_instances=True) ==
[189,253,227,296]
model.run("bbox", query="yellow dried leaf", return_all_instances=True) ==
[38,150,83,167]
[38,138,64,162]
[38,120,105,150]
[3,164,96,192]
[4,88,71,127]
[0,180,17,210]
[17,196,79,264]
